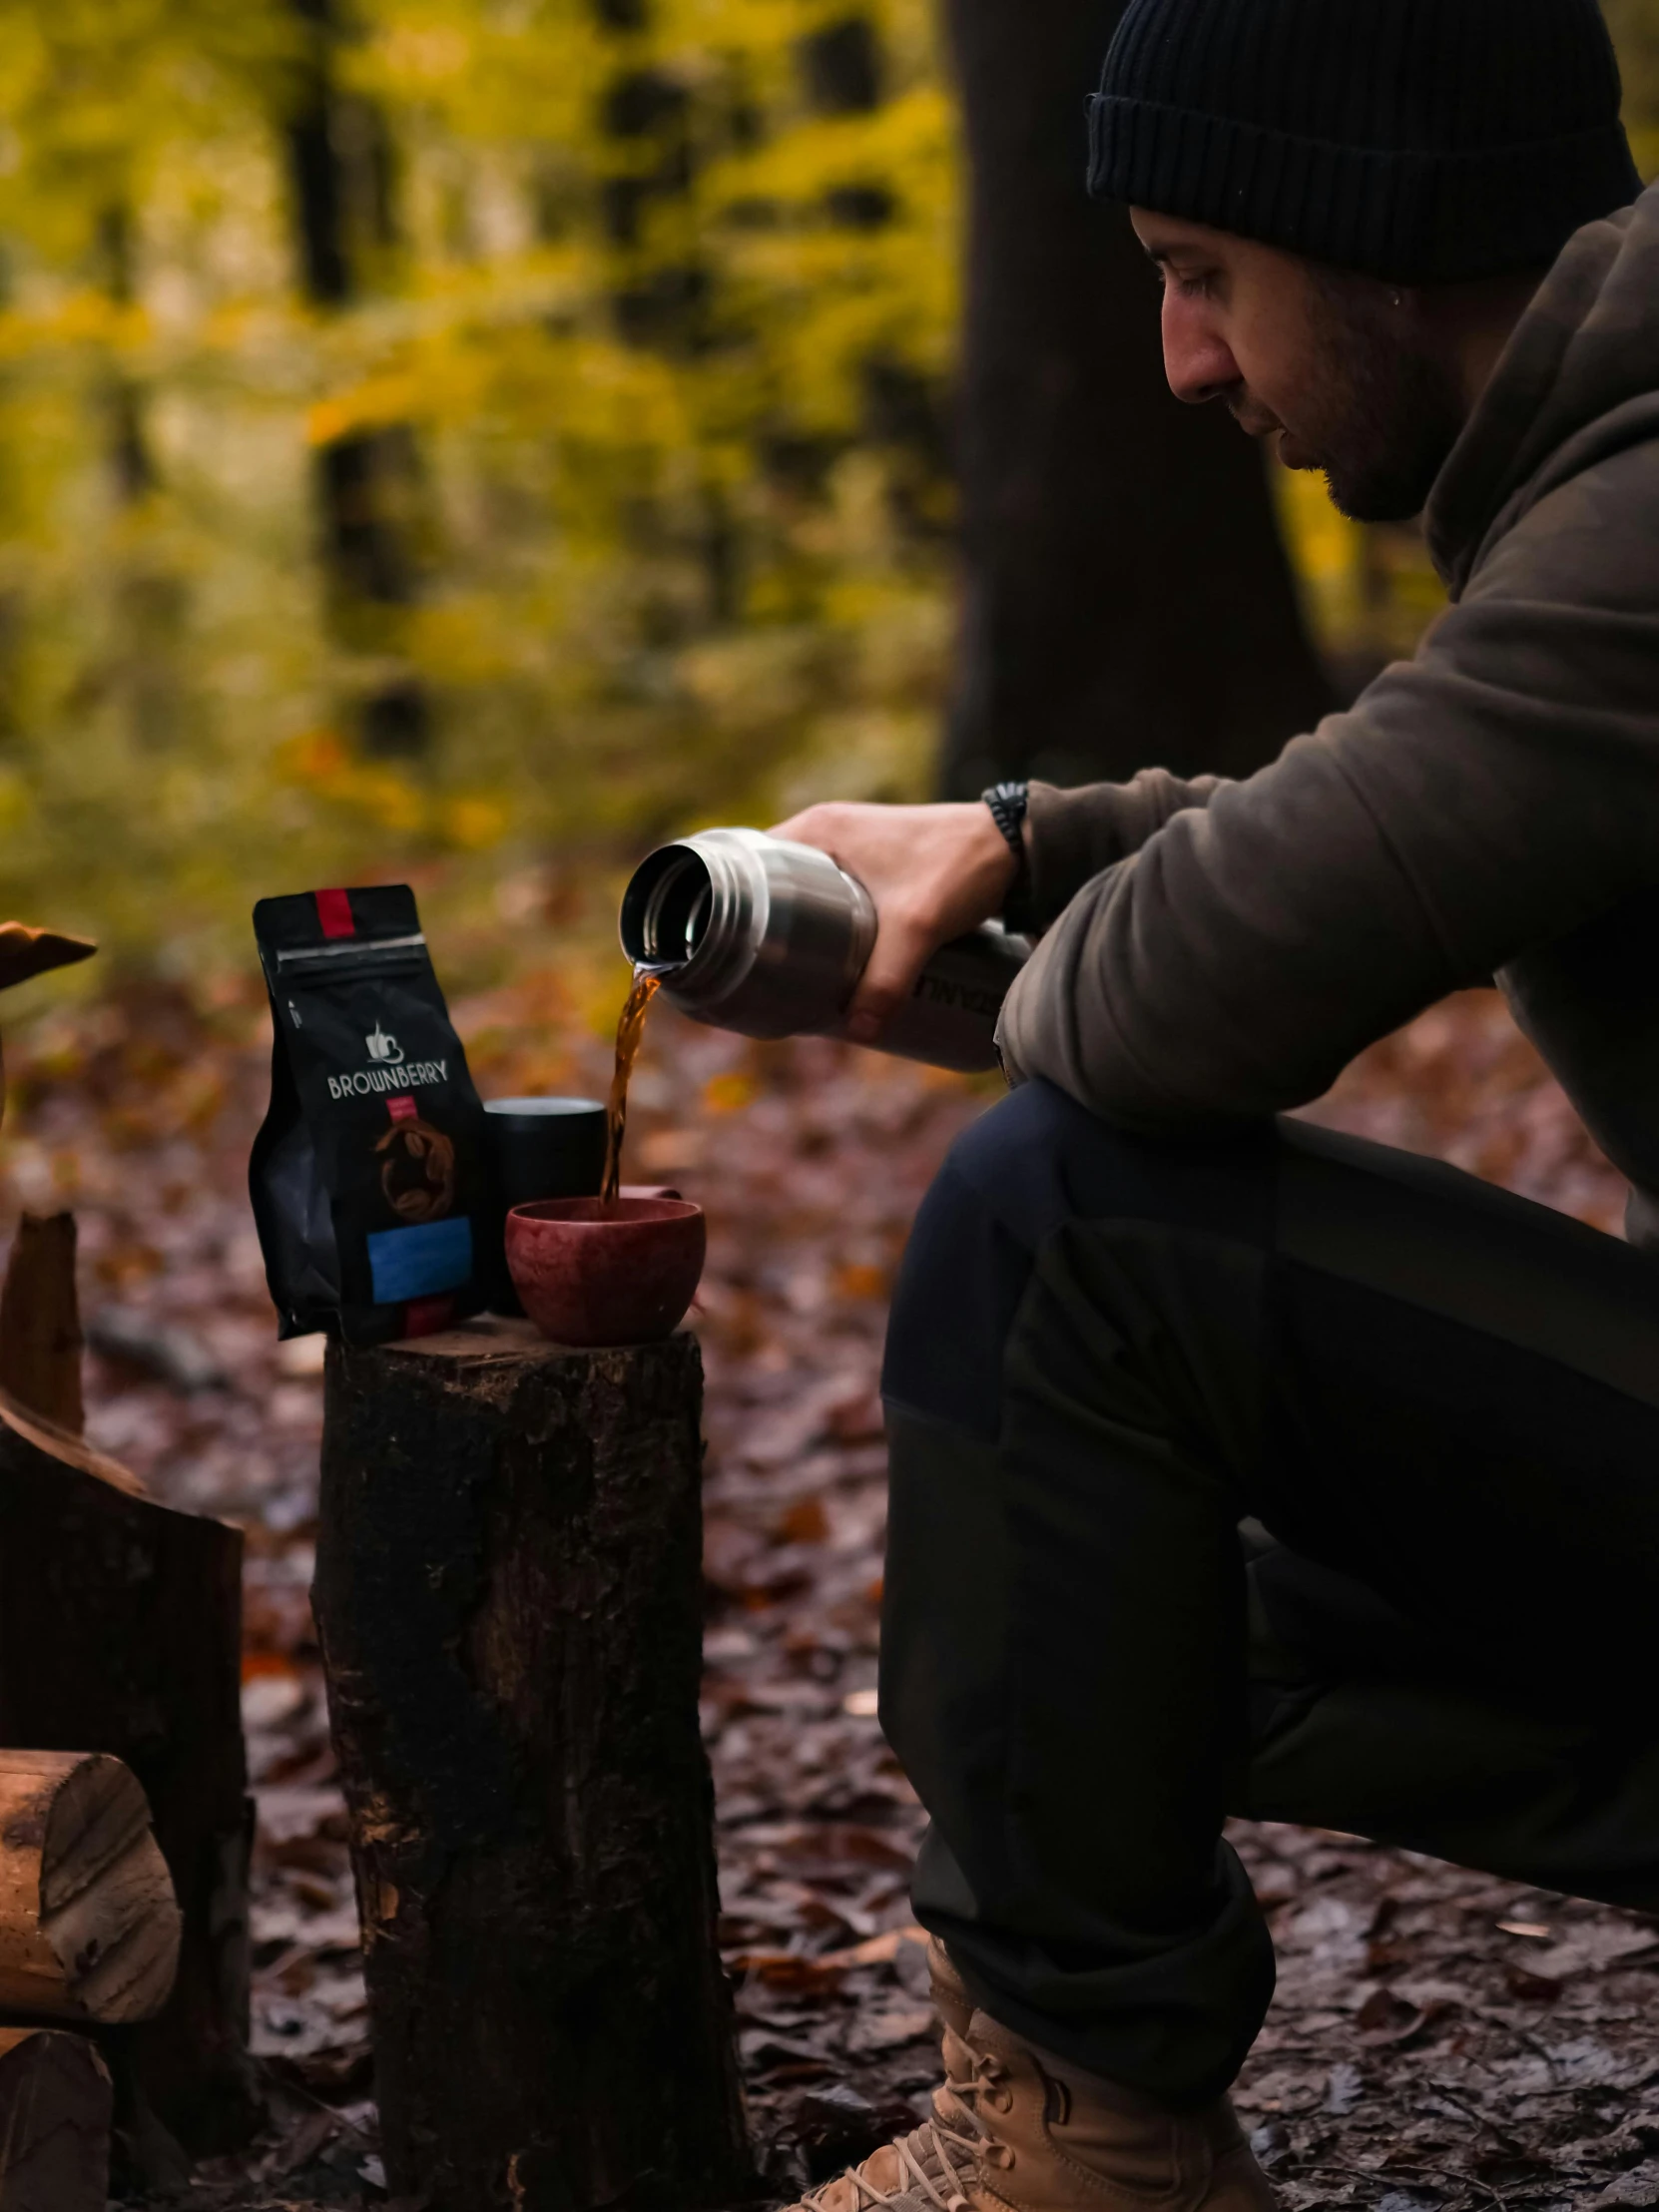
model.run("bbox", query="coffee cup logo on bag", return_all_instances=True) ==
[250,885,489,1344]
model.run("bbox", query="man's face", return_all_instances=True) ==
[1130,209,1470,523]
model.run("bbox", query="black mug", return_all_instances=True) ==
[483,1097,607,1313]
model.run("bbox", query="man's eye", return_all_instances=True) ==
[1148,261,1216,300]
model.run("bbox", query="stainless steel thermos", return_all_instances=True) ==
[618,827,1029,1073]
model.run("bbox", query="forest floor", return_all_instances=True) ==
[7,969,1654,2212]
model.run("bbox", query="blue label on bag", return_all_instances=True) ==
[367,1217,473,1304]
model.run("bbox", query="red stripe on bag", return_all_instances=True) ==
[315,887,354,938]
[386,1095,417,1122]
[404,1296,454,1339]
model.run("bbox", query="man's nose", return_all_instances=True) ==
[1160,293,1241,406]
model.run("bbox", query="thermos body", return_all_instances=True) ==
[619,827,1028,1073]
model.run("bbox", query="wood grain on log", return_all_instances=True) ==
[0,1212,85,1433]
[317,1318,750,2212]
[0,2026,114,2211]
[0,1750,180,2021]
[0,1413,253,2151]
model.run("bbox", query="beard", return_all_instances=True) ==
[1261,272,1469,524]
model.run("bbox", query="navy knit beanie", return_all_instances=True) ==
[1089,0,1642,282]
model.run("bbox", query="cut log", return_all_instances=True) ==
[0,2026,113,2211]
[0,1212,85,1433]
[0,1405,253,2151]
[0,1750,180,2022]
[317,1317,750,2212]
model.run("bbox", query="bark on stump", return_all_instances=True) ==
[0,1397,253,2153]
[317,1318,749,2212]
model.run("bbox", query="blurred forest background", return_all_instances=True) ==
[0,0,1651,997]
[0,11,1655,2200]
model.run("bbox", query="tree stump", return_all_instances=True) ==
[0,1397,253,2154]
[317,1318,750,2212]
[0,2027,115,2210]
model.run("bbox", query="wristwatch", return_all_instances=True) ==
[981,781,1034,936]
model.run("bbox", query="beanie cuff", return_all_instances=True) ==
[1088,94,1642,281]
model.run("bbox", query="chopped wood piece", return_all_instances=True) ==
[0,1212,85,1434]
[0,2027,113,2211]
[317,1318,751,2212]
[0,1416,253,2151]
[0,923,96,994]
[0,1386,145,1497]
[0,1751,180,2022]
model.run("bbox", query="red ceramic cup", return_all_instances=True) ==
[504,1196,706,1348]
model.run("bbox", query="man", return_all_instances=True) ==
[770,2,1659,2207]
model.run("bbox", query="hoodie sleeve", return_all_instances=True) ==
[997,440,1659,1129]
[1023,772,1227,930]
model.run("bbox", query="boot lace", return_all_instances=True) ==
[804,2042,1011,2212]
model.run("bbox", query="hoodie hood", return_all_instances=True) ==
[1427,183,1659,597]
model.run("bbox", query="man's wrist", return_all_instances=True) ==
[981,782,1034,935]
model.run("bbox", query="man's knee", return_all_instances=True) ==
[882,1081,1273,1435]
[947,1079,1275,1248]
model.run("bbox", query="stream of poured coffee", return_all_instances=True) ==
[600,968,662,1206]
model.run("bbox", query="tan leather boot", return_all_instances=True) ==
[785,1940,1276,2212]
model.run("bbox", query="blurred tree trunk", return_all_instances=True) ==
[593,0,725,642]
[95,203,187,755]
[96,207,152,509]
[285,0,430,758]
[938,0,1337,797]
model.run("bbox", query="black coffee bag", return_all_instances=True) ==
[251,885,489,1343]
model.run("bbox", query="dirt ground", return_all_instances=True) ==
[7,972,1652,2212]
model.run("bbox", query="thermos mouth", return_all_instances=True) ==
[617,825,1021,1070]
[620,846,713,972]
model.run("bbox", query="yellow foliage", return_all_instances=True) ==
[443,795,508,849]
[0,0,1649,970]
[702,1068,756,1114]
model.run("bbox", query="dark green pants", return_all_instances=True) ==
[878,1079,1659,2107]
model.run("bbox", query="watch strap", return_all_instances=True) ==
[981,782,1034,936]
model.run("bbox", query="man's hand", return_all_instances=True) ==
[767,801,1018,1043]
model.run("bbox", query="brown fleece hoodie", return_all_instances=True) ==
[997,184,1659,1248]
